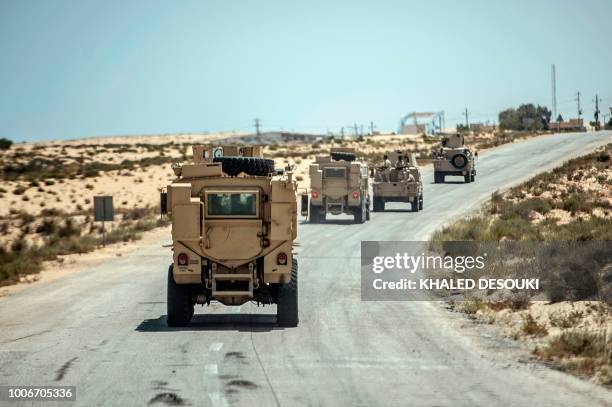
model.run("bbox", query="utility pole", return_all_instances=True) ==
[353,123,359,138]
[464,108,470,129]
[340,127,344,138]
[575,91,582,119]
[594,94,601,130]
[254,118,261,136]
[370,121,375,135]
[551,64,557,120]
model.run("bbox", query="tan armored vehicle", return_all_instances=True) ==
[432,134,477,183]
[305,147,370,223]
[372,150,423,212]
[161,145,298,327]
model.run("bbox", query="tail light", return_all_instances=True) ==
[277,252,288,265]
[311,191,319,199]
[177,253,188,266]
[352,191,359,199]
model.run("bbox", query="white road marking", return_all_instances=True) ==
[209,342,223,352]
[204,363,218,375]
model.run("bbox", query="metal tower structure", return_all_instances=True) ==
[398,111,445,135]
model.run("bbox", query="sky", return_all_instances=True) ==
[0,0,611,141]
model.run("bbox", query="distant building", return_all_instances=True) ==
[548,118,586,132]
[469,123,497,133]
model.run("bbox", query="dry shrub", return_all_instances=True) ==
[521,314,548,337]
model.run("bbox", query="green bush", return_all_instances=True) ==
[0,137,13,150]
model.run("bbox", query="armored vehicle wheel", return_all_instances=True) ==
[213,156,275,177]
[309,203,321,223]
[464,173,471,183]
[167,264,194,327]
[277,258,298,327]
[451,153,468,169]
[373,197,384,212]
[309,204,325,223]
[366,204,370,221]
[354,199,366,223]
[434,172,444,183]
[470,173,475,182]
[330,151,356,162]
[418,194,423,210]
[411,199,419,212]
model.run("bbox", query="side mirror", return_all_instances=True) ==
[300,193,309,217]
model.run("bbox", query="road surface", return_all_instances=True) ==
[1,131,611,406]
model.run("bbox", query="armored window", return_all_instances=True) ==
[206,191,258,217]
[323,167,346,178]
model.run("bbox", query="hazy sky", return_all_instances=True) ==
[1,0,611,141]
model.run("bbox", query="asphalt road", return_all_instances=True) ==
[1,131,611,407]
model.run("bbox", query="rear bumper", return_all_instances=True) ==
[375,196,418,202]
[310,196,360,213]
[435,169,475,176]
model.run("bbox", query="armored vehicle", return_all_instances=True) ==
[372,150,423,212]
[432,134,477,183]
[305,147,370,223]
[161,145,299,327]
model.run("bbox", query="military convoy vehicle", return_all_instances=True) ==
[305,147,370,223]
[432,133,477,183]
[372,150,423,212]
[161,145,299,327]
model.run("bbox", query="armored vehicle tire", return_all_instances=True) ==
[373,197,384,212]
[309,203,321,223]
[167,264,194,327]
[471,173,475,182]
[419,194,423,210]
[464,174,471,183]
[434,172,444,183]
[366,204,370,220]
[411,199,419,212]
[354,199,366,223]
[213,156,275,177]
[277,258,298,327]
[451,153,469,169]
[330,151,356,162]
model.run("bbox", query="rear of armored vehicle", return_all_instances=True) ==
[372,151,423,212]
[307,148,370,223]
[163,146,299,327]
[432,134,477,184]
